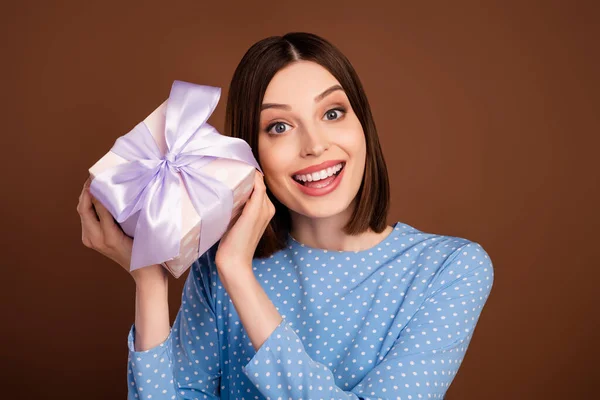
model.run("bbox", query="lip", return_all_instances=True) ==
[292,163,346,197]
[292,160,346,176]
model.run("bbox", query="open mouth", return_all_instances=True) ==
[292,162,346,187]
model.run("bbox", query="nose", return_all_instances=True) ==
[300,126,330,157]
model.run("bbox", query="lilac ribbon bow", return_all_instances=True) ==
[90,80,262,271]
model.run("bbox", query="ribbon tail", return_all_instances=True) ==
[180,168,234,260]
[129,166,182,271]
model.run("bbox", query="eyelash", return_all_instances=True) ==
[264,107,347,136]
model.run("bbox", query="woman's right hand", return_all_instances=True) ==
[77,176,166,284]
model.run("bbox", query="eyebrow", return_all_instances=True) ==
[261,84,344,111]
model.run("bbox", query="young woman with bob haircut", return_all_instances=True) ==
[78,32,494,400]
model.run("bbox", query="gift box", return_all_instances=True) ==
[88,80,261,278]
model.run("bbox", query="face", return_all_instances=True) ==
[258,60,366,219]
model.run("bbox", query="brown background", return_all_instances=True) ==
[2,0,598,398]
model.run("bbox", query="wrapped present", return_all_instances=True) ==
[88,80,261,278]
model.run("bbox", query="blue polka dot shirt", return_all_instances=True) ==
[127,221,494,399]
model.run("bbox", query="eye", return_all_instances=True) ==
[265,121,292,135]
[323,107,346,121]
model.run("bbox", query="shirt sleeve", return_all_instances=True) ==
[241,241,494,399]
[126,246,222,399]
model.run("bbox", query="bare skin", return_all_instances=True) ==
[77,176,170,351]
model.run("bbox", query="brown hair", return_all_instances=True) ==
[224,32,390,258]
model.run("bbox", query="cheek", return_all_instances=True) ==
[258,136,294,182]
[258,136,277,172]
[337,123,366,159]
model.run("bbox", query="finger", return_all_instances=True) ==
[264,194,275,219]
[266,196,275,217]
[239,176,263,220]
[248,172,264,200]
[91,196,119,235]
[254,171,267,195]
[79,187,103,242]
[78,177,92,206]
[261,195,271,223]
[256,170,267,189]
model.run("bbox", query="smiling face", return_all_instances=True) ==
[258,61,367,220]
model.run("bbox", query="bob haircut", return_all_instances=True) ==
[224,32,390,259]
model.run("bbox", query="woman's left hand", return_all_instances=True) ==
[215,170,275,276]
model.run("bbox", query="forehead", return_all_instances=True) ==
[263,61,342,103]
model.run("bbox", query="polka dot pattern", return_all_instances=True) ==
[127,222,494,399]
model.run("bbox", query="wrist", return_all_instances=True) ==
[132,264,168,287]
[217,263,253,285]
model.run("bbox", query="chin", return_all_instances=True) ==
[288,191,356,220]
[297,204,348,219]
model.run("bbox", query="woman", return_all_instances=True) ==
[78,32,494,399]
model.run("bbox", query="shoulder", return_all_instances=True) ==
[394,221,495,294]
[429,236,494,300]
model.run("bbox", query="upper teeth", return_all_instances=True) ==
[294,163,344,182]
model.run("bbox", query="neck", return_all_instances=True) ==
[289,206,392,252]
